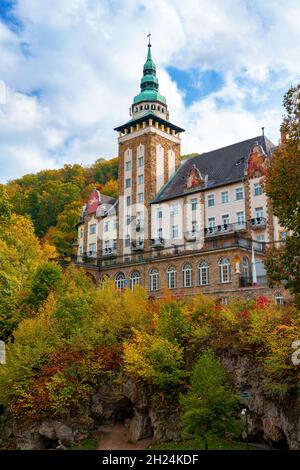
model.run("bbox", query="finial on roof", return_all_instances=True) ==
[262,126,265,136]
[147,32,151,47]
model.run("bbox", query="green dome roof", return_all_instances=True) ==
[133,43,166,106]
[133,90,166,105]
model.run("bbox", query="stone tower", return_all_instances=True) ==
[114,39,185,258]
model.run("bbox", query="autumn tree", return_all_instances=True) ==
[265,83,300,304]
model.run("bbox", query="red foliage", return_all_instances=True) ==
[254,296,270,309]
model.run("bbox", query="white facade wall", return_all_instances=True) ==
[249,177,269,242]
[204,183,246,227]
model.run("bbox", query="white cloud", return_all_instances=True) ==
[0,0,300,181]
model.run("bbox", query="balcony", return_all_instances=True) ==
[239,275,268,287]
[184,230,199,242]
[250,217,267,229]
[204,222,247,237]
[151,237,165,249]
[103,247,117,258]
[135,219,144,232]
[131,240,144,251]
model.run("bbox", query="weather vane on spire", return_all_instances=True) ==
[147,32,151,47]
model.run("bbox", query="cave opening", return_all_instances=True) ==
[112,397,134,423]
[40,436,60,449]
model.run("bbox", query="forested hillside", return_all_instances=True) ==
[5,158,118,256]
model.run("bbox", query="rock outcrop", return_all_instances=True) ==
[221,351,300,450]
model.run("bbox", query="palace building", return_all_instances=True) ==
[75,41,288,304]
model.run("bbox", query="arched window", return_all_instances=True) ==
[140,105,143,111]
[167,266,177,289]
[145,104,149,110]
[115,272,126,289]
[198,261,209,286]
[149,269,159,292]
[130,270,141,289]
[218,258,231,283]
[151,104,156,110]
[243,257,249,278]
[275,292,284,305]
[182,263,192,287]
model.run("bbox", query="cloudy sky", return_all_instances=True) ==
[0,0,300,182]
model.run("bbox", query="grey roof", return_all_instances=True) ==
[101,194,117,206]
[152,135,276,204]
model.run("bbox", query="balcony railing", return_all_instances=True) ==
[151,237,165,249]
[135,219,144,232]
[103,247,117,257]
[204,222,247,237]
[184,230,199,242]
[239,275,268,287]
[250,217,267,229]
[131,240,144,251]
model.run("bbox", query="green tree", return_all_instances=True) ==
[265,83,300,304]
[180,351,240,449]
[26,262,62,310]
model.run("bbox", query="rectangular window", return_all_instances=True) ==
[157,207,163,219]
[236,211,245,225]
[89,243,96,254]
[89,223,96,235]
[125,236,130,248]
[125,161,131,171]
[191,198,197,211]
[80,228,83,238]
[104,240,109,250]
[125,178,131,188]
[138,192,144,203]
[208,217,216,228]
[255,207,264,219]
[235,187,244,200]
[113,239,117,250]
[170,203,179,215]
[254,183,263,196]
[222,214,230,226]
[126,215,131,225]
[138,174,144,185]
[114,219,118,230]
[138,156,144,167]
[221,191,229,204]
[171,224,179,238]
[79,246,83,255]
[126,196,131,207]
[157,227,163,238]
[207,194,215,207]
[104,221,109,232]
[191,220,198,233]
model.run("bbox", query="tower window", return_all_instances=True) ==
[145,104,149,110]
[161,108,165,113]
[151,104,155,110]
[157,105,160,111]
[140,105,143,111]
